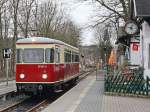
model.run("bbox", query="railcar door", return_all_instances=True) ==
[54,46,61,81]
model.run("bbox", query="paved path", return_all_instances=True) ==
[42,71,104,112]
[74,78,103,112]
[102,95,150,112]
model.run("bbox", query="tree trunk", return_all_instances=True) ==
[0,10,4,77]
[11,0,20,77]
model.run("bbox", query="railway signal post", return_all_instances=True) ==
[3,48,11,86]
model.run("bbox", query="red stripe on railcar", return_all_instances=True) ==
[16,63,79,83]
[64,63,79,77]
[16,64,64,82]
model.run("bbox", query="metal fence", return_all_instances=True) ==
[104,65,150,96]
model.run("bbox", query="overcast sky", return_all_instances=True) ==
[60,0,96,45]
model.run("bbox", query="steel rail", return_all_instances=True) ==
[0,99,27,112]
[26,99,49,112]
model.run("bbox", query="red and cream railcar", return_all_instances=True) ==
[16,37,79,94]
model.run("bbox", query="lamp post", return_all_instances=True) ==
[103,46,108,75]
[104,47,107,65]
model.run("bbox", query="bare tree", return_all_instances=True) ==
[32,0,81,46]
[10,0,20,76]
[55,20,80,47]
[94,25,112,63]
[33,0,58,37]
[94,0,129,24]
[32,0,38,35]
[0,0,9,76]
[18,0,35,38]
[76,0,129,28]
[64,21,80,47]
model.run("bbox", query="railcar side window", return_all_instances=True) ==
[16,49,22,63]
[55,48,60,63]
[64,50,71,63]
[45,48,54,63]
[72,52,79,62]
[72,52,75,62]
[68,52,71,62]
[65,52,67,62]
[75,54,79,62]
[23,48,44,63]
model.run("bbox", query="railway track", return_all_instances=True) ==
[26,99,49,112]
[0,96,54,112]
[0,70,94,112]
[79,70,94,81]
[0,98,27,112]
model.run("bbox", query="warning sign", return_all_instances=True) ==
[132,43,139,51]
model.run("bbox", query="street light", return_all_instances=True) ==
[103,46,107,65]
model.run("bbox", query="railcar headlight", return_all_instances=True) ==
[42,74,48,79]
[20,74,25,79]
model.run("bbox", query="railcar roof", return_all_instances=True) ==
[16,37,65,44]
[16,37,78,50]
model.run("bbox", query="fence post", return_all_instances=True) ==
[146,76,149,96]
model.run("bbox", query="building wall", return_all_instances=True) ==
[142,21,150,78]
[130,36,140,65]
[130,43,140,65]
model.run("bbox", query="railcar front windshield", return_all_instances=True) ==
[16,48,55,63]
[23,48,44,63]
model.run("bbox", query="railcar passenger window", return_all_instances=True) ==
[68,53,71,62]
[45,48,54,63]
[64,51,71,63]
[55,48,60,63]
[75,54,79,62]
[72,53,75,62]
[16,49,22,63]
[65,52,67,62]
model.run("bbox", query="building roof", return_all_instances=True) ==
[134,0,150,17]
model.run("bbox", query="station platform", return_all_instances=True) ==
[42,71,104,112]
[42,70,150,112]
[0,80,16,96]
